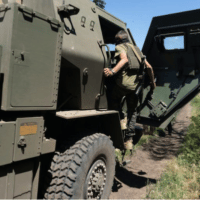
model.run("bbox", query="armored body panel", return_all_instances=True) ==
[53,0,128,110]
[0,2,63,111]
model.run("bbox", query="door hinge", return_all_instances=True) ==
[18,5,34,15]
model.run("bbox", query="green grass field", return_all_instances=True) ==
[146,94,200,199]
[191,93,200,116]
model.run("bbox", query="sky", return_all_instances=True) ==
[103,0,200,50]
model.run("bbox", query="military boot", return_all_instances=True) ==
[124,136,133,150]
[120,116,127,130]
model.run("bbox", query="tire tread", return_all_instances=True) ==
[43,134,115,199]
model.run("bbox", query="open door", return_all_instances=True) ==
[138,9,200,128]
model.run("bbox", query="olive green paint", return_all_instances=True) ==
[0,0,199,199]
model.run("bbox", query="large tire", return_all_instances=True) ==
[43,133,115,199]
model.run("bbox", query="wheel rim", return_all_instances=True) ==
[85,159,107,199]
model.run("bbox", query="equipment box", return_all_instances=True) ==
[0,3,63,111]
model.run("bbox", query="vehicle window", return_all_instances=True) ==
[164,35,184,50]
[98,16,122,45]
[107,44,115,51]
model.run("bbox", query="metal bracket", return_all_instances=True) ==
[0,4,10,12]
[18,136,27,148]
[57,4,80,16]
[149,100,167,118]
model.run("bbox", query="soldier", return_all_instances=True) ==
[104,30,156,150]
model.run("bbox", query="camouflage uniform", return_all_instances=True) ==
[110,43,143,134]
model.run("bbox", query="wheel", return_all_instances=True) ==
[43,133,116,199]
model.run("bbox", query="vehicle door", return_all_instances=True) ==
[138,9,200,128]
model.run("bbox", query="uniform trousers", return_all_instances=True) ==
[109,85,138,133]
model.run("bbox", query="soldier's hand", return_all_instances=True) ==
[104,68,113,77]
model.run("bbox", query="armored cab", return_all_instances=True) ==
[0,0,127,199]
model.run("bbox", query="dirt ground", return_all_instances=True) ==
[110,103,192,199]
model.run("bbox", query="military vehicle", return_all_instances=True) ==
[0,0,199,199]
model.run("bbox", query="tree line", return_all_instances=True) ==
[93,0,106,9]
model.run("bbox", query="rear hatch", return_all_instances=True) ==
[138,9,200,128]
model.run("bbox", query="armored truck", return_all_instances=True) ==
[0,0,199,199]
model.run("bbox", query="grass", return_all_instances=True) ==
[146,93,200,199]
[191,93,200,116]
[146,156,200,199]
[135,134,154,147]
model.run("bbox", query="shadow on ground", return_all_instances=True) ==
[110,103,192,199]
[112,165,157,192]
[142,124,188,161]
[112,120,189,192]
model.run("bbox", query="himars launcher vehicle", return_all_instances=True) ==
[0,0,199,199]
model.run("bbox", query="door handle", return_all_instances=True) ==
[98,40,111,68]
[95,41,111,109]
